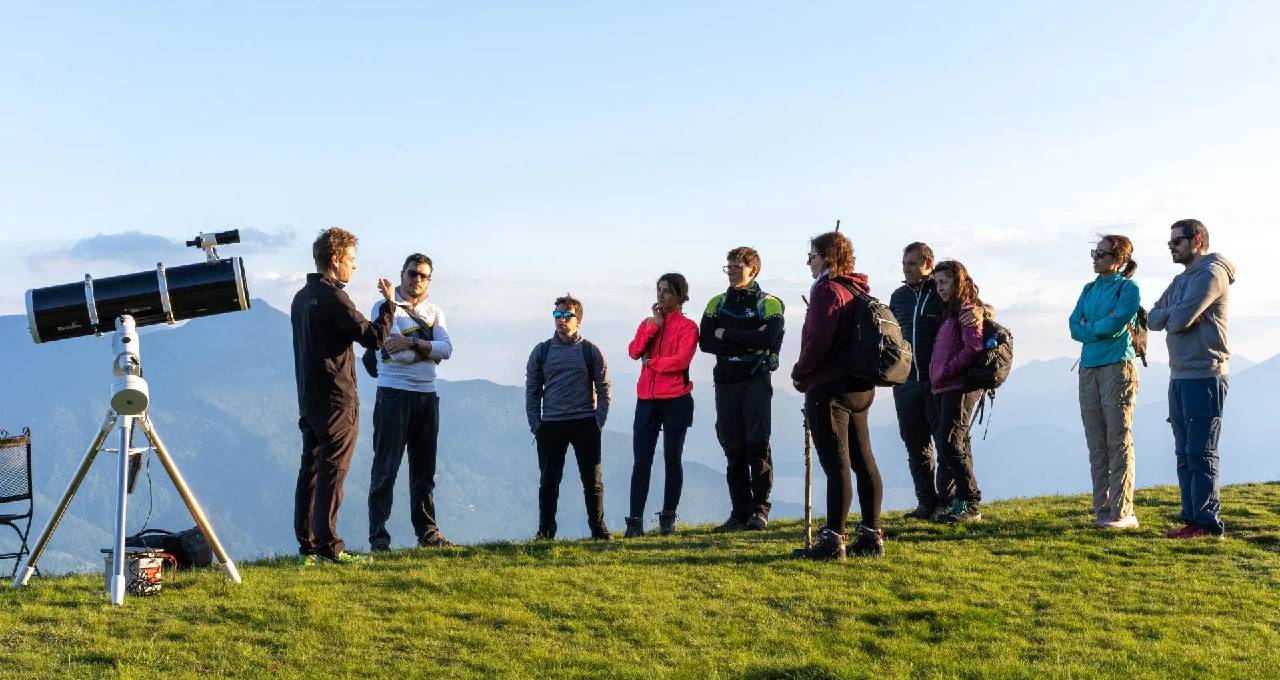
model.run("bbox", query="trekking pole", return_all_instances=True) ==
[801,407,813,549]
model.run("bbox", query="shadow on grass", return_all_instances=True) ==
[736,664,841,680]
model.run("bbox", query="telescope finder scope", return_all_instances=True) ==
[186,229,240,248]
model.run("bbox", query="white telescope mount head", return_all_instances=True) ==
[110,315,149,416]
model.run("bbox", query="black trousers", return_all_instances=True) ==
[536,417,605,535]
[368,387,441,548]
[629,395,694,518]
[932,389,984,503]
[892,379,955,509]
[807,381,881,533]
[713,374,773,520]
[295,407,359,557]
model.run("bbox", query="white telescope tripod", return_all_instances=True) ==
[12,315,241,605]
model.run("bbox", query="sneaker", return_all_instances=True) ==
[745,513,769,530]
[624,517,645,539]
[848,523,885,557]
[938,499,982,524]
[418,530,454,548]
[295,554,318,567]
[320,551,371,565]
[1100,515,1140,530]
[1167,524,1223,540]
[790,527,846,560]
[657,511,678,536]
[713,516,748,533]
[903,503,934,520]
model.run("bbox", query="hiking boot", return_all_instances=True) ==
[848,523,885,557]
[938,500,982,524]
[903,503,934,520]
[369,542,391,553]
[418,530,454,548]
[1100,515,1140,530]
[320,551,371,565]
[657,511,678,536]
[929,505,950,523]
[624,517,645,539]
[534,528,556,541]
[713,516,748,533]
[591,525,613,541]
[295,554,318,567]
[790,527,846,560]
[745,513,769,530]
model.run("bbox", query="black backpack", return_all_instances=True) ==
[831,280,912,387]
[963,318,1014,391]
[535,338,598,379]
[126,527,213,570]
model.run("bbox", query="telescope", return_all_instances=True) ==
[24,230,249,344]
[14,230,248,605]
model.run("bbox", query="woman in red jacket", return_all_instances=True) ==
[625,273,699,537]
[790,231,884,559]
[928,260,987,524]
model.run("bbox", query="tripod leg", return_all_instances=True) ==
[109,416,132,606]
[12,410,117,588]
[137,416,241,584]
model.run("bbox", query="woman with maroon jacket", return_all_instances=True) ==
[624,273,699,537]
[790,231,885,559]
[928,260,987,524]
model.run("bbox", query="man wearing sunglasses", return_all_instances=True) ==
[1148,219,1236,539]
[367,253,455,552]
[525,294,613,540]
[699,247,785,532]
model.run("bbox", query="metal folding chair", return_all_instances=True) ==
[0,428,34,578]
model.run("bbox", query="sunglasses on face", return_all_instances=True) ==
[1167,236,1190,248]
[806,252,820,263]
[722,264,747,273]
[1090,249,1115,260]
[404,271,431,281]
[552,310,577,320]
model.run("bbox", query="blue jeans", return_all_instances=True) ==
[1169,377,1229,535]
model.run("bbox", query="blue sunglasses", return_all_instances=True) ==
[552,310,577,319]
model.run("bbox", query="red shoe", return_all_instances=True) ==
[1165,523,1196,538]
[1167,524,1223,540]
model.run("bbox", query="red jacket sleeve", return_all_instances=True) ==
[647,318,699,374]
[791,282,841,383]
[628,319,659,360]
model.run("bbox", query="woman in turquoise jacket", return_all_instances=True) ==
[1069,234,1141,530]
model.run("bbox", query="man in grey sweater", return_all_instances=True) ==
[1148,218,1236,539]
[525,293,612,540]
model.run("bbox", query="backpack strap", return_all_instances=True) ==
[537,338,597,384]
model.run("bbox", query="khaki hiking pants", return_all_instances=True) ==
[1078,361,1139,521]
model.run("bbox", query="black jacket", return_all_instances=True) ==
[292,273,395,417]
[698,281,785,383]
[888,279,942,383]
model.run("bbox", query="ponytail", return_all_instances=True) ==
[1121,259,1138,279]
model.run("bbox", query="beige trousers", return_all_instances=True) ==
[1078,361,1139,521]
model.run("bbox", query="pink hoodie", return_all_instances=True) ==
[929,305,984,394]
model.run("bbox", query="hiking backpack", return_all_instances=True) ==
[962,318,1014,392]
[831,280,913,387]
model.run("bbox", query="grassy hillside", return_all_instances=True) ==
[3,483,1279,679]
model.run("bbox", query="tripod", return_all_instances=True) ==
[11,316,241,605]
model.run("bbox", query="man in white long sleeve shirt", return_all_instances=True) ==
[367,253,455,550]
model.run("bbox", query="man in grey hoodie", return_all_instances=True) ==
[1148,218,1235,539]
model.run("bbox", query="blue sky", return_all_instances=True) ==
[3,2,1277,385]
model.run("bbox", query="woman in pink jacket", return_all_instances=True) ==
[928,260,987,524]
[624,273,699,537]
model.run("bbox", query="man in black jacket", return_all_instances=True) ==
[888,241,953,519]
[699,247,785,531]
[291,227,396,565]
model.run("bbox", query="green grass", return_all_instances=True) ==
[4,483,1280,679]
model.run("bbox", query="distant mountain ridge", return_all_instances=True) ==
[2,301,1275,573]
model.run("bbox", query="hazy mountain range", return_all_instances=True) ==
[1,301,1274,573]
